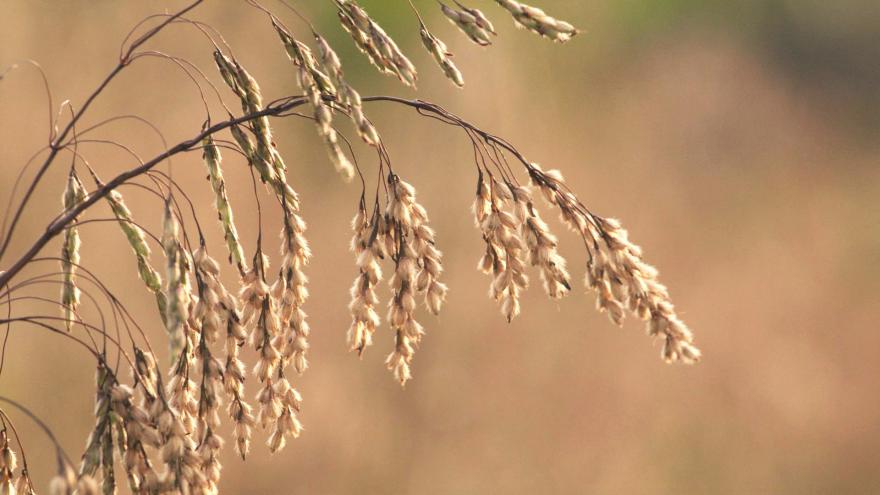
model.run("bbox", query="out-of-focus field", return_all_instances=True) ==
[1,1,879,493]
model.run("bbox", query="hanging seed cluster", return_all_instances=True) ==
[420,24,464,88]
[272,20,355,180]
[162,201,190,362]
[474,172,530,322]
[2,429,67,495]
[335,0,418,87]
[346,174,449,385]
[440,1,496,46]
[527,164,699,363]
[315,34,380,147]
[404,0,577,88]
[89,169,168,321]
[348,203,383,356]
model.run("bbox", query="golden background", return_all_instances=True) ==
[1,0,879,493]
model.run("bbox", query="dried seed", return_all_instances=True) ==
[420,25,465,88]
[494,0,579,42]
[60,170,86,330]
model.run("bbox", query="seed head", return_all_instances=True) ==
[440,2,495,46]
[420,26,464,88]
[494,0,579,42]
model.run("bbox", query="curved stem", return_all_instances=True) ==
[0,94,556,293]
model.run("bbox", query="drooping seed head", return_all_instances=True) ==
[494,0,579,42]
[441,2,494,46]
[420,26,465,88]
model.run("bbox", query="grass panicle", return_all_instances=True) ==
[474,173,529,322]
[272,21,354,180]
[419,24,465,88]
[335,0,418,87]
[89,168,168,321]
[383,176,445,386]
[494,0,579,42]
[0,3,700,493]
[315,34,381,147]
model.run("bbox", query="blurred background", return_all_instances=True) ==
[1,0,879,493]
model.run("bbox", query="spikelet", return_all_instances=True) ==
[46,457,100,495]
[46,463,75,495]
[335,0,418,87]
[218,52,303,245]
[440,1,495,46]
[231,122,300,216]
[336,8,385,73]
[192,247,233,345]
[383,176,445,385]
[239,250,289,450]
[162,200,189,362]
[419,25,465,88]
[213,50,245,99]
[152,389,206,493]
[88,169,167,321]
[187,254,243,454]
[511,185,571,298]
[272,22,354,181]
[60,170,86,330]
[243,224,308,454]
[407,198,448,316]
[385,247,419,386]
[222,306,254,459]
[203,135,247,273]
[474,173,529,322]
[1,430,19,495]
[213,50,286,175]
[273,204,312,375]
[265,379,303,453]
[238,66,287,176]
[347,203,384,355]
[527,164,700,363]
[77,365,112,480]
[315,34,380,147]
[107,374,160,493]
[272,21,335,96]
[14,469,36,495]
[494,0,579,42]
[167,322,198,440]
[230,123,277,185]
[191,250,227,493]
